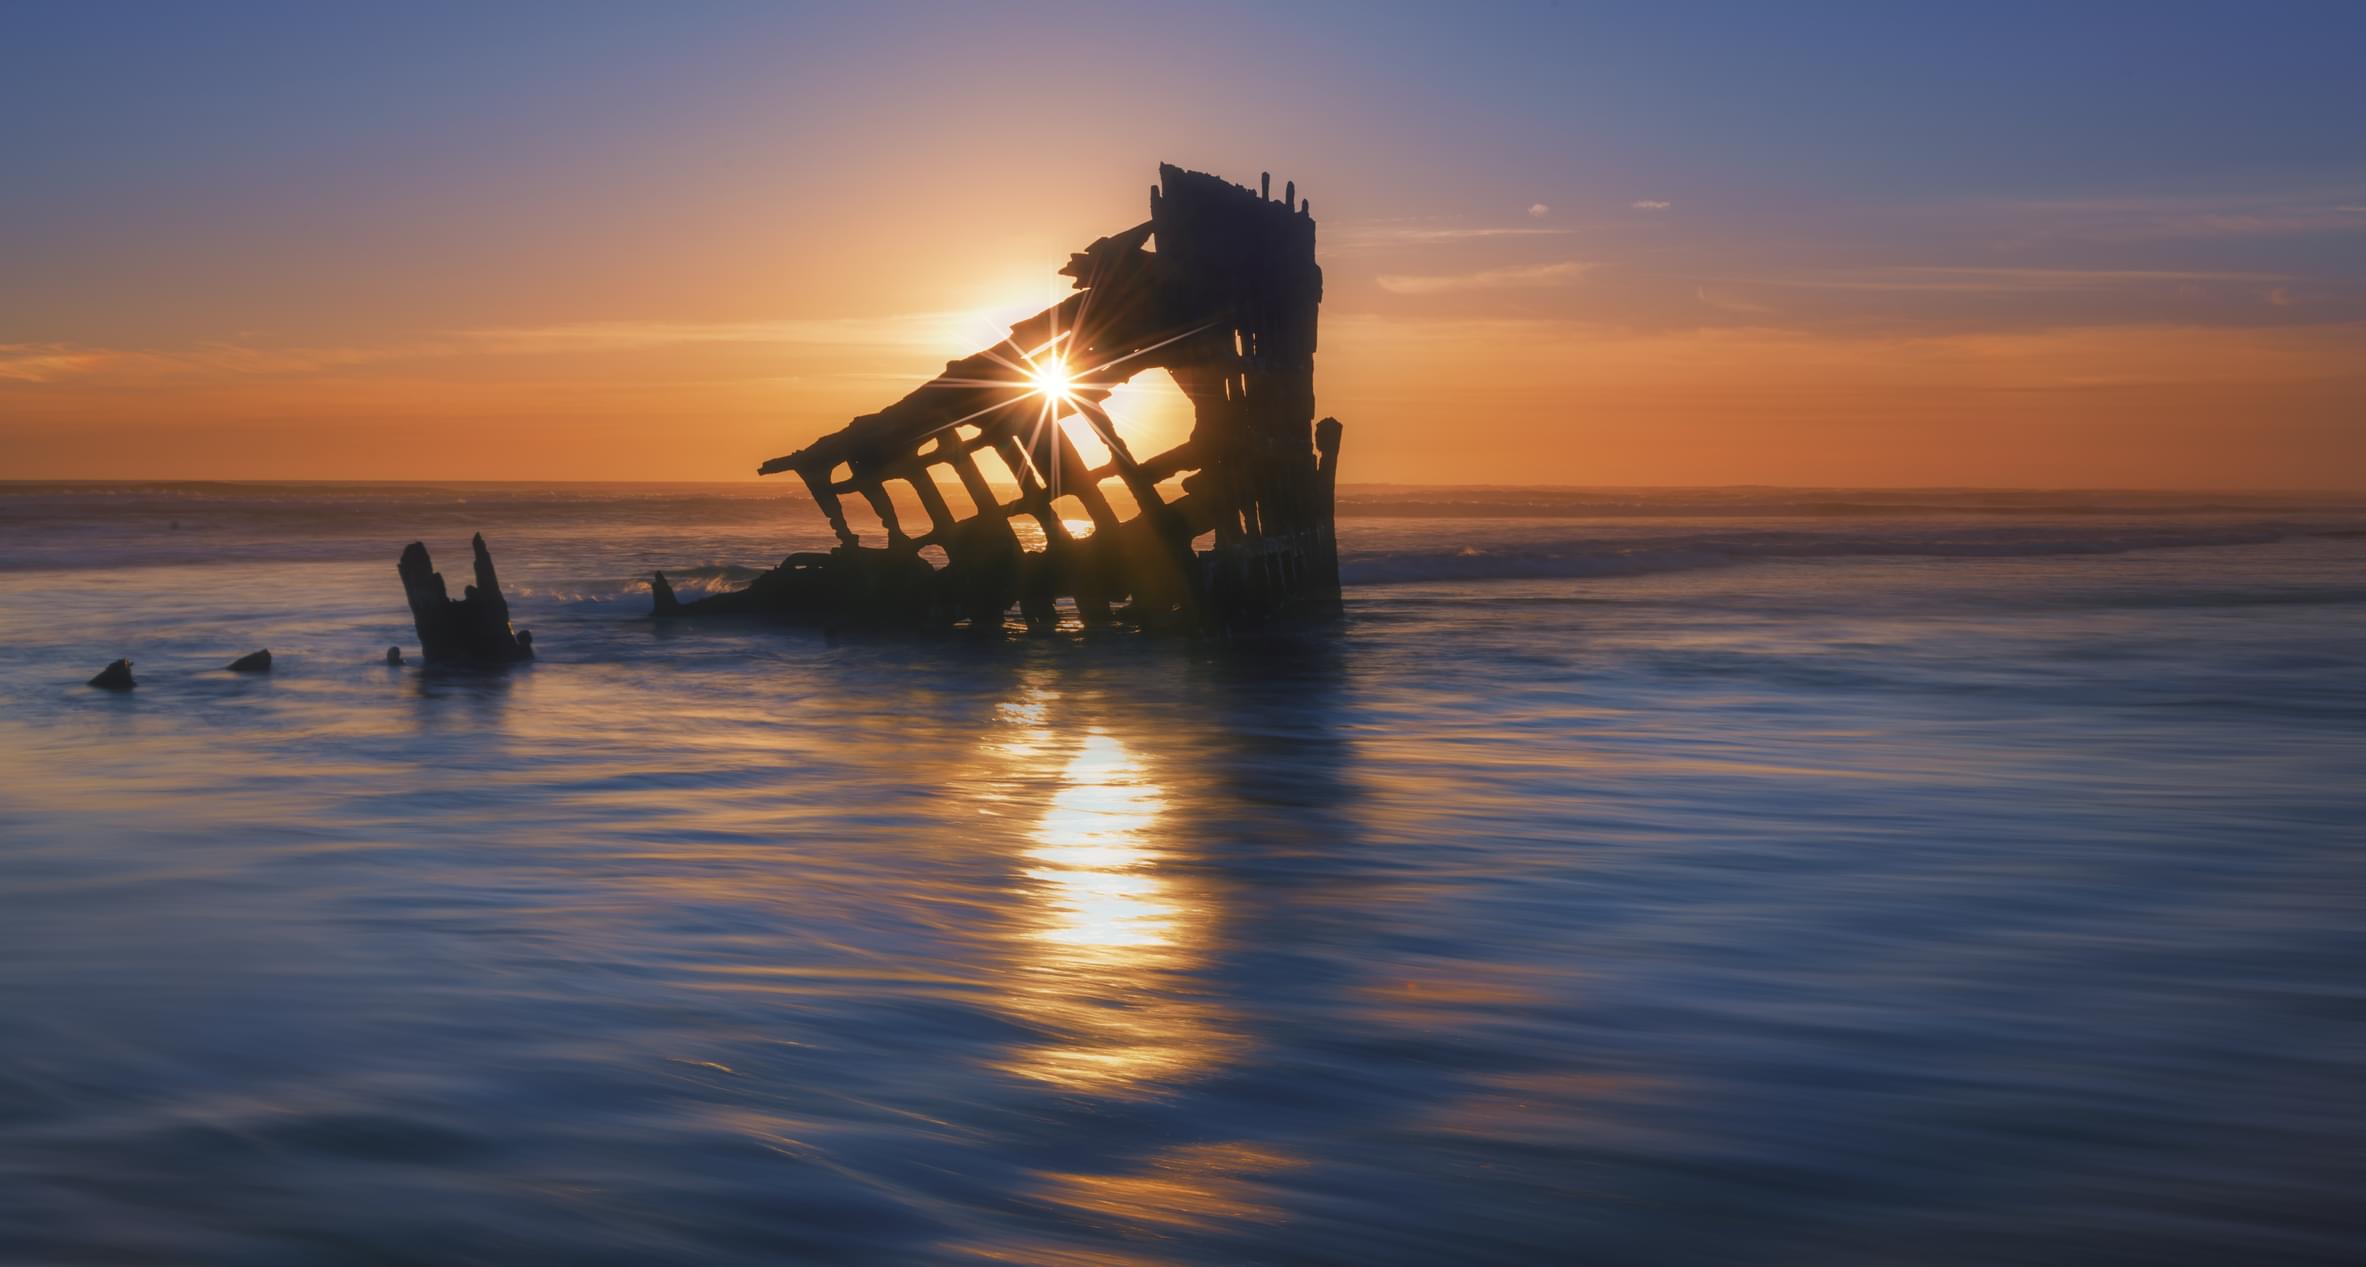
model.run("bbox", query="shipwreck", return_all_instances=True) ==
[656,163,1343,635]
[398,534,534,666]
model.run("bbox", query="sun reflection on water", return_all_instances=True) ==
[1027,733,1174,946]
[980,700,1235,1096]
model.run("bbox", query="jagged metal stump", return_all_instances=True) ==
[397,534,534,665]
[88,659,135,690]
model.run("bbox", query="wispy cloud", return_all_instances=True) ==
[1977,189,2366,245]
[1,312,988,390]
[1329,221,1575,249]
[0,344,125,383]
[1,338,475,384]
[1631,200,1671,211]
[1730,265,2286,294]
[1695,286,1776,315]
[1375,261,1592,295]
[1324,311,2366,390]
[459,312,969,354]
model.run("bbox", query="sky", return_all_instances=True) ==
[4,1,2363,487]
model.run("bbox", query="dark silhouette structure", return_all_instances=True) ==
[227,649,272,673]
[88,659,134,690]
[397,535,534,665]
[661,164,1344,634]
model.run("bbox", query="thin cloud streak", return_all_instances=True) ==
[0,313,986,387]
[1328,222,1576,249]
[1727,266,2289,294]
[1376,261,1592,295]
[0,344,129,384]
[1325,311,2366,390]
[460,312,976,354]
[1695,287,1777,315]
[1971,188,2366,244]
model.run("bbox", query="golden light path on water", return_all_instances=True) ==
[977,688,1238,1097]
[944,680,1304,1259]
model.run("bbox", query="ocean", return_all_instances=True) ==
[1,482,2361,1264]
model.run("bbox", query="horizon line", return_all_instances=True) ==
[4,477,2363,497]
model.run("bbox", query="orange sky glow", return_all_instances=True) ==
[4,7,2361,488]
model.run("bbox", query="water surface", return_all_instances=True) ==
[2,484,2362,1264]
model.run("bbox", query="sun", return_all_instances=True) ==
[1026,355,1077,405]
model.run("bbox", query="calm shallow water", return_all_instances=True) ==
[1,484,2362,1264]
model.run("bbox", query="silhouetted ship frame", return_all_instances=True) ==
[654,163,1344,635]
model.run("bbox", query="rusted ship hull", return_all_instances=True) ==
[663,164,1343,635]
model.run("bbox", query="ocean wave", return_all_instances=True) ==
[1339,525,2299,585]
[6,484,2361,589]
[1334,485,2366,520]
[510,526,2323,605]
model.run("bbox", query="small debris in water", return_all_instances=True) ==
[88,659,135,690]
